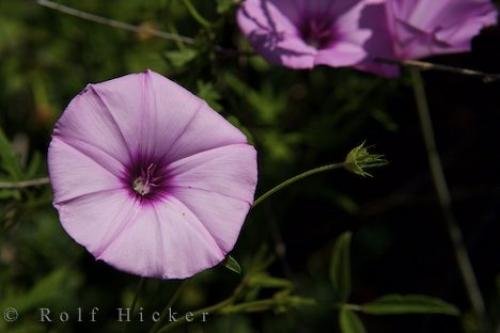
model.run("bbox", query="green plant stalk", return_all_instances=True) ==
[155,277,249,333]
[156,294,314,332]
[220,296,315,314]
[149,280,190,333]
[252,160,386,208]
[156,298,233,333]
[410,68,487,324]
[181,0,211,28]
[130,277,145,315]
[337,303,363,312]
[126,277,145,331]
[252,163,346,208]
[0,177,50,189]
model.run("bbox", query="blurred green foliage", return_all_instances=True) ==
[0,1,498,333]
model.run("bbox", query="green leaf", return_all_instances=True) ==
[226,115,255,145]
[223,73,286,125]
[223,255,242,274]
[197,81,223,112]
[164,48,198,68]
[0,188,20,200]
[181,0,211,28]
[0,268,83,313]
[26,151,42,178]
[362,294,459,316]
[330,232,352,301]
[339,308,366,333]
[217,0,237,14]
[0,127,22,180]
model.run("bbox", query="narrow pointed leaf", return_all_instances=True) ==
[330,232,352,301]
[339,308,366,333]
[217,0,237,13]
[362,294,459,316]
[164,48,198,68]
[223,255,242,274]
[0,127,22,180]
[247,272,293,289]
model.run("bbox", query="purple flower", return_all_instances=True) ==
[387,0,497,59]
[237,0,378,69]
[358,0,498,76]
[48,70,258,279]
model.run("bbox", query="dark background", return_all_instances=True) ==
[0,1,499,332]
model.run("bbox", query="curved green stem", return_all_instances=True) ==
[155,293,314,332]
[221,297,315,314]
[130,277,145,315]
[156,298,233,333]
[181,0,211,28]
[410,68,487,326]
[126,277,145,331]
[149,280,190,333]
[252,163,346,208]
[0,177,50,189]
[155,277,250,332]
[37,0,194,44]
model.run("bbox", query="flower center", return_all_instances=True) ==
[299,17,336,49]
[130,162,166,199]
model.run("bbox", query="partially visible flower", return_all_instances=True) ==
[48,70,258,279]
[387,0,497,59]
[358,0,498,76]
[237,0,379,69]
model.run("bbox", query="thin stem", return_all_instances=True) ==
[181,0,211,28]
[155,277,249,333]
[37,0,195,44]
[410,68,487,324]
[265,207,293,279]
[130,277,145,315]
[125,277,146,331]
[379,58,500,83]
[149,280,189,333]
[0,177,50,189]
[156,298,233,333]
[252,163,346,208]
[37,0,250,57]
[339,303,364,312]
[220,297,315,314]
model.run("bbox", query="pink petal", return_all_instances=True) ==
[237,0,317,69]
[55,189,141,256]
[164,102,248,163]
[238,0,301,37]
[89,71,203,160]
[170,187,252,254]
[354,0,400,77]
[52,85,133,168]
[98,197,225,279]
[167,144,258,203]
[315,41,367,67]
[48,137,125,205]
[387,0,498,59]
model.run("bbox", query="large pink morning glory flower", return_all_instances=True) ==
[237,0,380,69]
[358,0,498,76]
[48,70,258,279]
